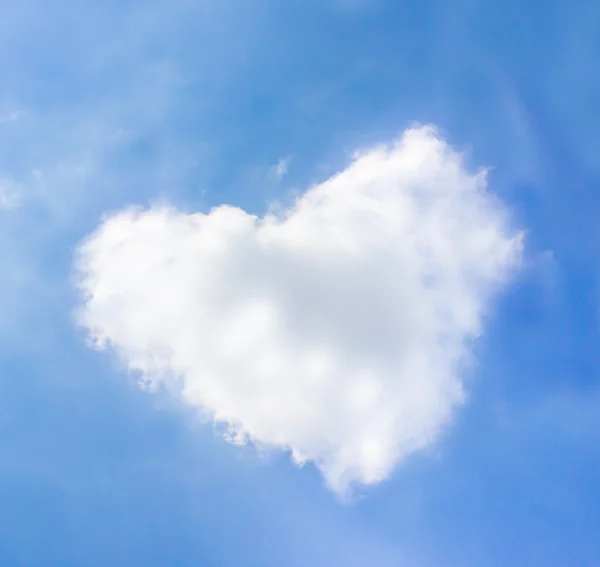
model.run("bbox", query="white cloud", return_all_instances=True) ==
[270,155,292,181]
[75,126,523,495]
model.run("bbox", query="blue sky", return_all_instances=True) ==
[0,0,599,566]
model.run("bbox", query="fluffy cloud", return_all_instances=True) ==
[75,126,523,495]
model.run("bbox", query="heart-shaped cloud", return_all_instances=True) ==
[75,126,523,495]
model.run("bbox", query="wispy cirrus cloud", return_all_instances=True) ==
[269,156,292,181]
